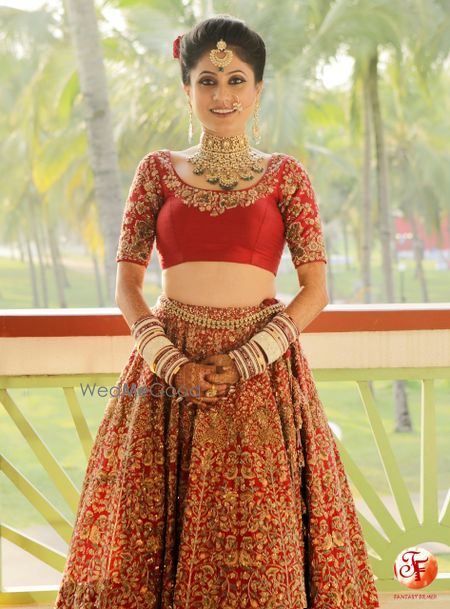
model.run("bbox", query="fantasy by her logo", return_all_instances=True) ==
[393,546,438,589]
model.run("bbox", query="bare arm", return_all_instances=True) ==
[115,261,154,330]
[284,260,329,332]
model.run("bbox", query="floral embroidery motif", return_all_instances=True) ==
[278,155,328,268]
[158,149,285,216]
[116,151,328,272]
[115,153,164,267]
[53,297,380,609]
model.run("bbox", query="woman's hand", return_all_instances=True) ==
[201,353,240,385]
[172,360,231,408]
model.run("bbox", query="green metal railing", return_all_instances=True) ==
[1,366,449,605]
[313,367,450,592]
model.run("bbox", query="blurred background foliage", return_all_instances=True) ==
[0,0,449,307]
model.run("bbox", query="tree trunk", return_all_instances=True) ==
[53,231,71,289]
[92,251,105,307]
[65,0,123,305]
[28,197,49,307]
[362,72,373,304]
[37,211,51,306]
[47,224,67,308]
[368,52,395,303]
[447,212,450,264]
[368,50,412,432]
[408,210,429,302]
[342,218,350,270]
[17,231,26,263]
[394,380,412,432]
[23,228,40,307]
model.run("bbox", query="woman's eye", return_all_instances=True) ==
[199,77,245,85]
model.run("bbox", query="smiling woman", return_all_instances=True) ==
[53,13,380,609]
[182,41,263,141]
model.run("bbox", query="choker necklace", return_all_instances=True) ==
[187,131,266,190]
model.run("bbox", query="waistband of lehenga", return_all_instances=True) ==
[154,294,286,330]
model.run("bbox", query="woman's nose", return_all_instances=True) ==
[212,90,233,105]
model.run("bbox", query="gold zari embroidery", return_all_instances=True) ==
[115,153,164,266]
[278,155,328,268]
[116,150,328,273]
[161,150,285,216]
[54,296,380,609]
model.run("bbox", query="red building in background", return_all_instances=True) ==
[394,215,450,254]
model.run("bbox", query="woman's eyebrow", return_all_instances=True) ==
[199,69,246,75]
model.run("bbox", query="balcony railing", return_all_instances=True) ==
[1,302,449,606]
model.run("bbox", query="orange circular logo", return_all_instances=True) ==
[393,546,438,588]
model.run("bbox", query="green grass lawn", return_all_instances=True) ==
[1,252,449,307]
[278,256,450,303]
[0,255,161,308]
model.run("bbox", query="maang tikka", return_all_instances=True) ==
[209,38,233,71]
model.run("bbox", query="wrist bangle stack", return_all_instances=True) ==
[131,315,190,386]
[227,340,268,380]
[228,311,300,381]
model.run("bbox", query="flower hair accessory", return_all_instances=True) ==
[173,34,183,59]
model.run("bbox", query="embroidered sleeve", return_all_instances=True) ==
[278,155,328,268]
[115,152,163,267]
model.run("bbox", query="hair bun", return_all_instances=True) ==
[173,34,183,59]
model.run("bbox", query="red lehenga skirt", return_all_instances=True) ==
[54,294,380,609]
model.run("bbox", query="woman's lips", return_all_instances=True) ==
[210,109,237,117]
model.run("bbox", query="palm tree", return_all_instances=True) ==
[64,0,123,304]
[305,0,413,429]
[0,5,62,306]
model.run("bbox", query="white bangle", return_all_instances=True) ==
[252,332,285,365]
[141,335,174,371]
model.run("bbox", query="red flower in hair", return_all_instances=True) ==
[173,34,183,59]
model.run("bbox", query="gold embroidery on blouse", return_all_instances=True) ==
[278,155,328,267]
[116,153,164,266]
[159,149,285,217]
[116,150,327,272]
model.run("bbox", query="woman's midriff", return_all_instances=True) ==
[161,261,277,307]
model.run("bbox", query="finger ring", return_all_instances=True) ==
[205,388,217,397]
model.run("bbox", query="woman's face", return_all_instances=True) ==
[183,47,263,138]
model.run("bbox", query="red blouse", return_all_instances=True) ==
[115,149,327,276]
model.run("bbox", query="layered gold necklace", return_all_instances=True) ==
[187,130,266,191]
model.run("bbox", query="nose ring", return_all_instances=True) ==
[231,95,243,112]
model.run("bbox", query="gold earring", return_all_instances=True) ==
[252,96,261,144]
[187,99,193,143]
